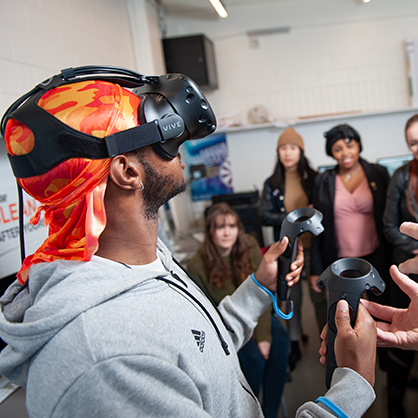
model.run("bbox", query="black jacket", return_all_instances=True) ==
[259,168,317,242]
[311,158,391,275]
[383,161,418,265]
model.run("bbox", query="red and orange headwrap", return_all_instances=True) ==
[4,80,141,284]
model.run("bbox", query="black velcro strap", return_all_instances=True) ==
[104,121,162,157]
[5,93,164,177]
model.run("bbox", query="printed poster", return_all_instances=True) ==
[0,184,47,279]
[183,134,233,201]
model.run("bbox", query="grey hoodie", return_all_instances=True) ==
[0,240,375,417]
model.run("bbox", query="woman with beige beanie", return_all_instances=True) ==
[259,127,327,371]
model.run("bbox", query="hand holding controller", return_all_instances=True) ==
[317,258,385,388]
[278,207,324,301]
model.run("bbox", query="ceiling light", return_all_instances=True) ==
[209,0,228,18]
[247,27,291,38]
[363,0,371,3]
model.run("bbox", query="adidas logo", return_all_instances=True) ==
[191,329,206,353]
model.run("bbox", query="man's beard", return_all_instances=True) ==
[140,158,187,221]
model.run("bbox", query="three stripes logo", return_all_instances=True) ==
[191,329,206,353]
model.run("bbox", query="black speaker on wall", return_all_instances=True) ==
[163,34,218,91]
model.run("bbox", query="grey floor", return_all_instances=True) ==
[1,231,417,417]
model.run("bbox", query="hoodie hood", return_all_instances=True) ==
[0,239,173,386]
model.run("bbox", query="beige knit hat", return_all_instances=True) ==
[277,127,304,152]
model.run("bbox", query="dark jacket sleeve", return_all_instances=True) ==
[310,168,338,276]
[259,178,286,228]
[383,163,418,258]
[362,159,391,261]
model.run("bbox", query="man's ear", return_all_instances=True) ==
[109,155,143,190]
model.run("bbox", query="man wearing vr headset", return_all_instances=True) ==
[0,67,375,418]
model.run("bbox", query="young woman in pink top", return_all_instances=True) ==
[310,123,394,415]
[310,124,391,294]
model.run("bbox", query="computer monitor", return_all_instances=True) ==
[317,164,335,174]
[377,155,413,177]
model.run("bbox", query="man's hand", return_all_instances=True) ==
[319,300,376,387]
[362,265,418,351]
[398,222,418,273]
[360,220,418,351]
[254,237,304,292]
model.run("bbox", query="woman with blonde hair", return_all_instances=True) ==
[383,114,418,418]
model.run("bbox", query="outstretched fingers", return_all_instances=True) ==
[399,221,418,241]
[389,265,418,299]
[360,299,397,324]
[287,239,304,286]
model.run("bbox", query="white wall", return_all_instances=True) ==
[218,106,416,246]
[165,0,418,124]
[0,0,138,117]
[162,0,418,232]
[2,0,418,239]
[226,108,415,195]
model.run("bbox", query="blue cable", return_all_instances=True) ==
[315,397,349,418]
[251,273,293,320]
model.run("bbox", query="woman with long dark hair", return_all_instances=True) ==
[259,127,327,370]
[383,114,418,418]
[187,203,289,418]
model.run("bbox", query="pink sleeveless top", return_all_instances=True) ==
[334,176,379,258]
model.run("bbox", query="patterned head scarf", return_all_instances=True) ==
[4,80,141,284]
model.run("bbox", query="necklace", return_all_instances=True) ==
[342,163,360,182]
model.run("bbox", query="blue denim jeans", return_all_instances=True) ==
[238,314,290,418]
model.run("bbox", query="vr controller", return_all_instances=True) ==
[317,258,386,388]
[277,207,324,302]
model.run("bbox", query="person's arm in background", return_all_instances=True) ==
[187,254,212,296]
[259,179,286,228]
[254,309,272,359]
[248,234,272,359]
[296,300,376,418]
[362,221,418,351]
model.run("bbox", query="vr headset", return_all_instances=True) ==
[0,65,217,178]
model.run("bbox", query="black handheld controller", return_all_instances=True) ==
[317,258,386,388]
[278,207,324,301]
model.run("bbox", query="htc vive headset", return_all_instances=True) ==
[0,65,217,178]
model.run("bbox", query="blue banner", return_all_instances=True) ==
[183,134,233,201]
